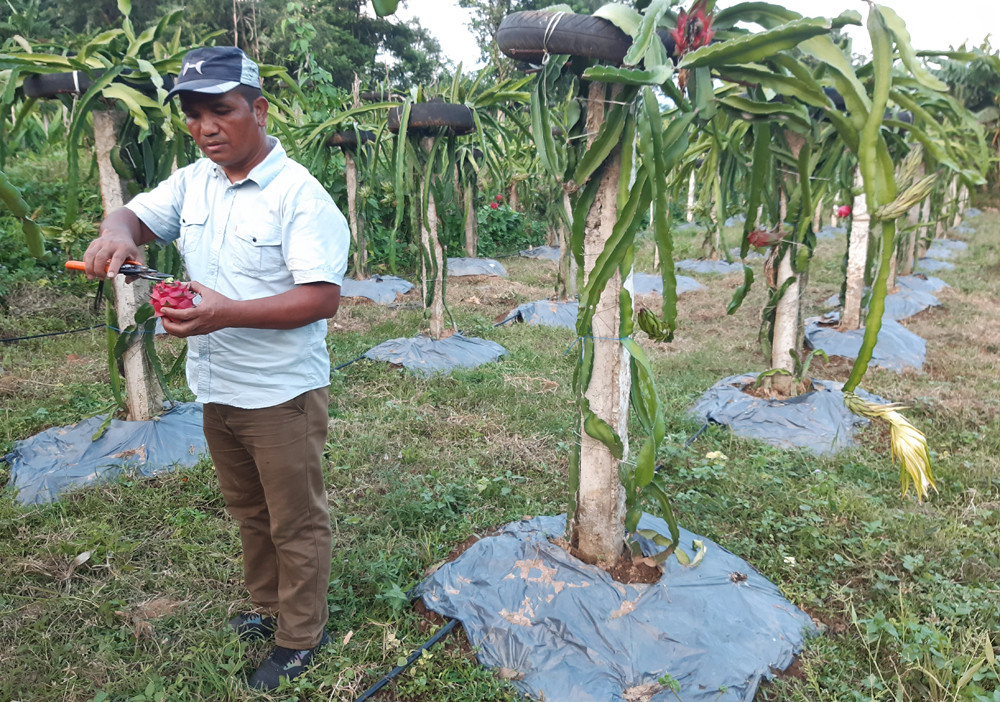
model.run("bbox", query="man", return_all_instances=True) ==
[83,46,348,691]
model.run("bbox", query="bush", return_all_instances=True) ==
[472,198,545,258]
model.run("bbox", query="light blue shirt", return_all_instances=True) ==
[126,137,349,409]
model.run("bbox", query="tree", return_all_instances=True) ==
[0,0,445,90]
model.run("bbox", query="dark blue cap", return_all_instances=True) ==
[167,46,260,98]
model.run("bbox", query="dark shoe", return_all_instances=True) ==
[249,631,330,691]
[228,613,277,642]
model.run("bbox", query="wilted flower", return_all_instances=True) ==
[836,205,852,218]
[843,392,937,502]
[671,0,715,57]
[748,227,787,248]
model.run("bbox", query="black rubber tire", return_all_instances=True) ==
[326,129,376,149]
[22,71,94,98]
[497,11,632,64]
[361,90,402,102]
[22,70,174,99]
[497,11,678,65]
[387,102,475,136]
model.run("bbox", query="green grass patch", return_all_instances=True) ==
[2,206,999,700]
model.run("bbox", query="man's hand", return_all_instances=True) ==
[83,232,141,280]
[159,281,230,337]
[160,280,341,337]
[84,208,157,279]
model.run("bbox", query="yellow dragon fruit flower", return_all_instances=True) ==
[843,392,937,502]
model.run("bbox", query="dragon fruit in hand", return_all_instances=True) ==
[151,280,195,317]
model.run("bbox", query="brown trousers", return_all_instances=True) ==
[202,387,331,649]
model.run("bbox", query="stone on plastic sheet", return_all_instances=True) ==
[916,257,955,273]
[805,317,925,372]
[413,514,816,702]
[363,333,507,375]
[340,275,414,304]
[674,259,744,275]
[519,246,561,262]
[447,257,509,278]
[5,402,208,505]
[691,373,881,455]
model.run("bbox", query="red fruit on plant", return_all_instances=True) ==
[836,205,852,218]
[748,227,787,248]
[151,280,195,317]
[490,201,499,210]
[495,194,502,202]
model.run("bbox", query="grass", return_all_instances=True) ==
[1,202,1000,701]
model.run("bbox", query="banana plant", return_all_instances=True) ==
[504,0,857,567]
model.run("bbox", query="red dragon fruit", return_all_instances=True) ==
[151,280,195,317]
[836,205,852,218]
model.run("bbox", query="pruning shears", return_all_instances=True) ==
[65,260,173,312]
[65,259,173,281]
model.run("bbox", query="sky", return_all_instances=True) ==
[393,0,999,69]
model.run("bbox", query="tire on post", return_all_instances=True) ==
[496,10,677,65]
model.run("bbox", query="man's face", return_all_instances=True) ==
[179,90,268,177]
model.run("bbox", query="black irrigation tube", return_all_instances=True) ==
[685,423,710,447]
[353,617,460,702]
[333,354,366,371]
[0,324,104,344]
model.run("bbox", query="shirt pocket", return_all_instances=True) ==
[178,211,208,258]
[231,224,285,277]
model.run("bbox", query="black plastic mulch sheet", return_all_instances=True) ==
[917,257,955,273]
[447,257,509,278]
[5,402,208,505]
[503,299,579,329]
[805,316,926,372]
[897,274,948,295]
[519,245,561,262]
[822,275,943,322]
[633,272,705,296]
[339,275,414,304]
[414,514,816,702]
[815,225,845,240]
[728,247,765,262]
[675,259,745,275]
[363,333,507,376]
[501,275,704,330]
[925,239,968,259]
[691,374,881,455]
